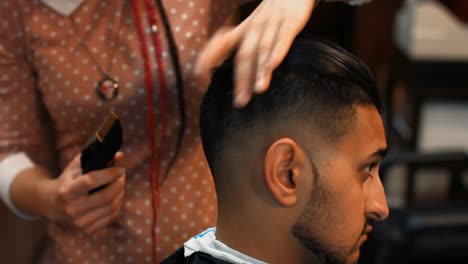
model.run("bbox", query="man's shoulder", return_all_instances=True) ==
[161,247,233,264]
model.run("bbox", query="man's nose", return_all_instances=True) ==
[365,176,389,221]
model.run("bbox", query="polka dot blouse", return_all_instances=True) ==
[0,0,249,262]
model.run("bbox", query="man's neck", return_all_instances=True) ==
[216,212,315,264]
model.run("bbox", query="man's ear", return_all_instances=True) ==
[264,138,306,207]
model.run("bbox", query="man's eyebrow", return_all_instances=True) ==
[369,148,388,160]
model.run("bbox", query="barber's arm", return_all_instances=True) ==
[0,3,126,234]
[195,0,372,107]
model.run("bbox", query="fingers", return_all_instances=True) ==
[75,190,125,234]
[61,173,125,234]
[254,5,284,94]
[255,20,294,95]
[53,152,126,232]
[114,151,124,162]
[64,174,125,218]
[233,1,280,107]
[194,26,242,90]
[83,208,120,234]
[196,0,315,107]
[233,24,265,107]
[63,153,84,180]
[255,0,315,95]
[113,151,126,168]
[254,18,284,94]
[194,3,257,84]
[59,167,125,202]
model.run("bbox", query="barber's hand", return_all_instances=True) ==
[195,0,316,107]
[47,152,126,234]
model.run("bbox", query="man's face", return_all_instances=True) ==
[292,105,389,264]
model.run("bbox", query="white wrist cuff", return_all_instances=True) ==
[0,152,39,220]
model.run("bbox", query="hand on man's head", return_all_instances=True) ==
[195,0,316,107]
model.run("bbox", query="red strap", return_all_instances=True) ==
[144,0,168,207]
[132,1,157,263]
[144,0,171,261]
[133,0,170,263]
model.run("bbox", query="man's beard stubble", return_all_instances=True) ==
[291,159,367,264]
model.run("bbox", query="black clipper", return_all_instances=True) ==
[81,111,123,194]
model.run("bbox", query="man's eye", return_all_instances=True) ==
[364,162,378,174]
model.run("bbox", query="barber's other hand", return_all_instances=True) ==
[195,0,316,107]
[46,152,126,234]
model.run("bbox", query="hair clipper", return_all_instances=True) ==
[81,111,123,194]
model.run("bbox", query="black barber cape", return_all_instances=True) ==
[161,247,233,264]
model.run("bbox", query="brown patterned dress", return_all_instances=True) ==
[0,0,248,262]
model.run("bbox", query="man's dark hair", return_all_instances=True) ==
[200,38,381,177]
